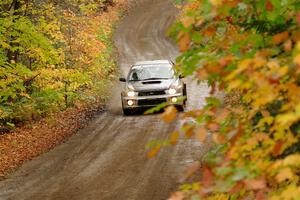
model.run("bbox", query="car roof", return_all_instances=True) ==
[133,60,173,66]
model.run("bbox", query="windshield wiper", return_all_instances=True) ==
[141,78,169,81]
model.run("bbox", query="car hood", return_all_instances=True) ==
[127,79,178,92]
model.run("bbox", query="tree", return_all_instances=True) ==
[165,0,300,199]
[0,0,116,130]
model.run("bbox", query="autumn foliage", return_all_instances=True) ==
[167,0,300,199]
[0,0,120,131]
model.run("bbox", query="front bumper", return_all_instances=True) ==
[122,93,185,109]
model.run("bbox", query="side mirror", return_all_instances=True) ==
[119,77,126,82]
[179,74,185,79]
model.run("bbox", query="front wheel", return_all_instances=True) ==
[123,109,131,116]
[176,105,185,112]
[183,84,187,106]
[123,108,136,116]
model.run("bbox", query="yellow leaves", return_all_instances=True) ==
[227,79,242,90]
[209,0,223,7]
[252,57,267,69]
[296,42,300,51]
[293,54,300,65]
[275,167,294,183]
[257,116,274,128]
[20,92,31,99]
[275,112,300,127]
[270,185,300,200]
[161,106,177,123]
[277,65,289,77]
[271,154,300,171]
[252,89,277,108]
[226,59,251,81]
[283,154,300,167]
[267,60,280,69]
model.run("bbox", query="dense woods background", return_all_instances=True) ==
[0,0,117,131]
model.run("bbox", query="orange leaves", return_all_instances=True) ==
[202,26,217,37]
[185,1,201,11]
[256,190,267,200]
[296,13,300,27]
[201,165,214,188]
[218,56,235,68]
[212,133,226,144]
[292,31,300,43]
[169,131,180,145]
[180,161,201,182]
[168,192,185,200]
[195,128,207,143]
[197,68,209,80]
[223,0,239,8]
[183,123,195,138]
[161,106,177,123]
[272,31,289,45]
[284,40,292,52]
[265,0,273,11]
[207,122,220,132]
[215,109,230,123]
[181,16,194,28]
[243,177,267,190]
[272,140,284,157]
[178,31,190,52]
[147,146,161,158]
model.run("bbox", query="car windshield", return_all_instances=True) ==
[128,65,175,81]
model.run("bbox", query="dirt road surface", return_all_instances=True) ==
[0,0,210,199]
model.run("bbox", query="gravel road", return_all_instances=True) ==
[0,0,210,199]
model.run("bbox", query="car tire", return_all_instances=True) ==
[176,105,185,112]
[183,84,187,105]
[123,109,132,116]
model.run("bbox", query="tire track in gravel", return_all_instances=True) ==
[0,0,211,200]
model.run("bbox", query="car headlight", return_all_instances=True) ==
[168,88,177,95]
[127,91,136,97]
